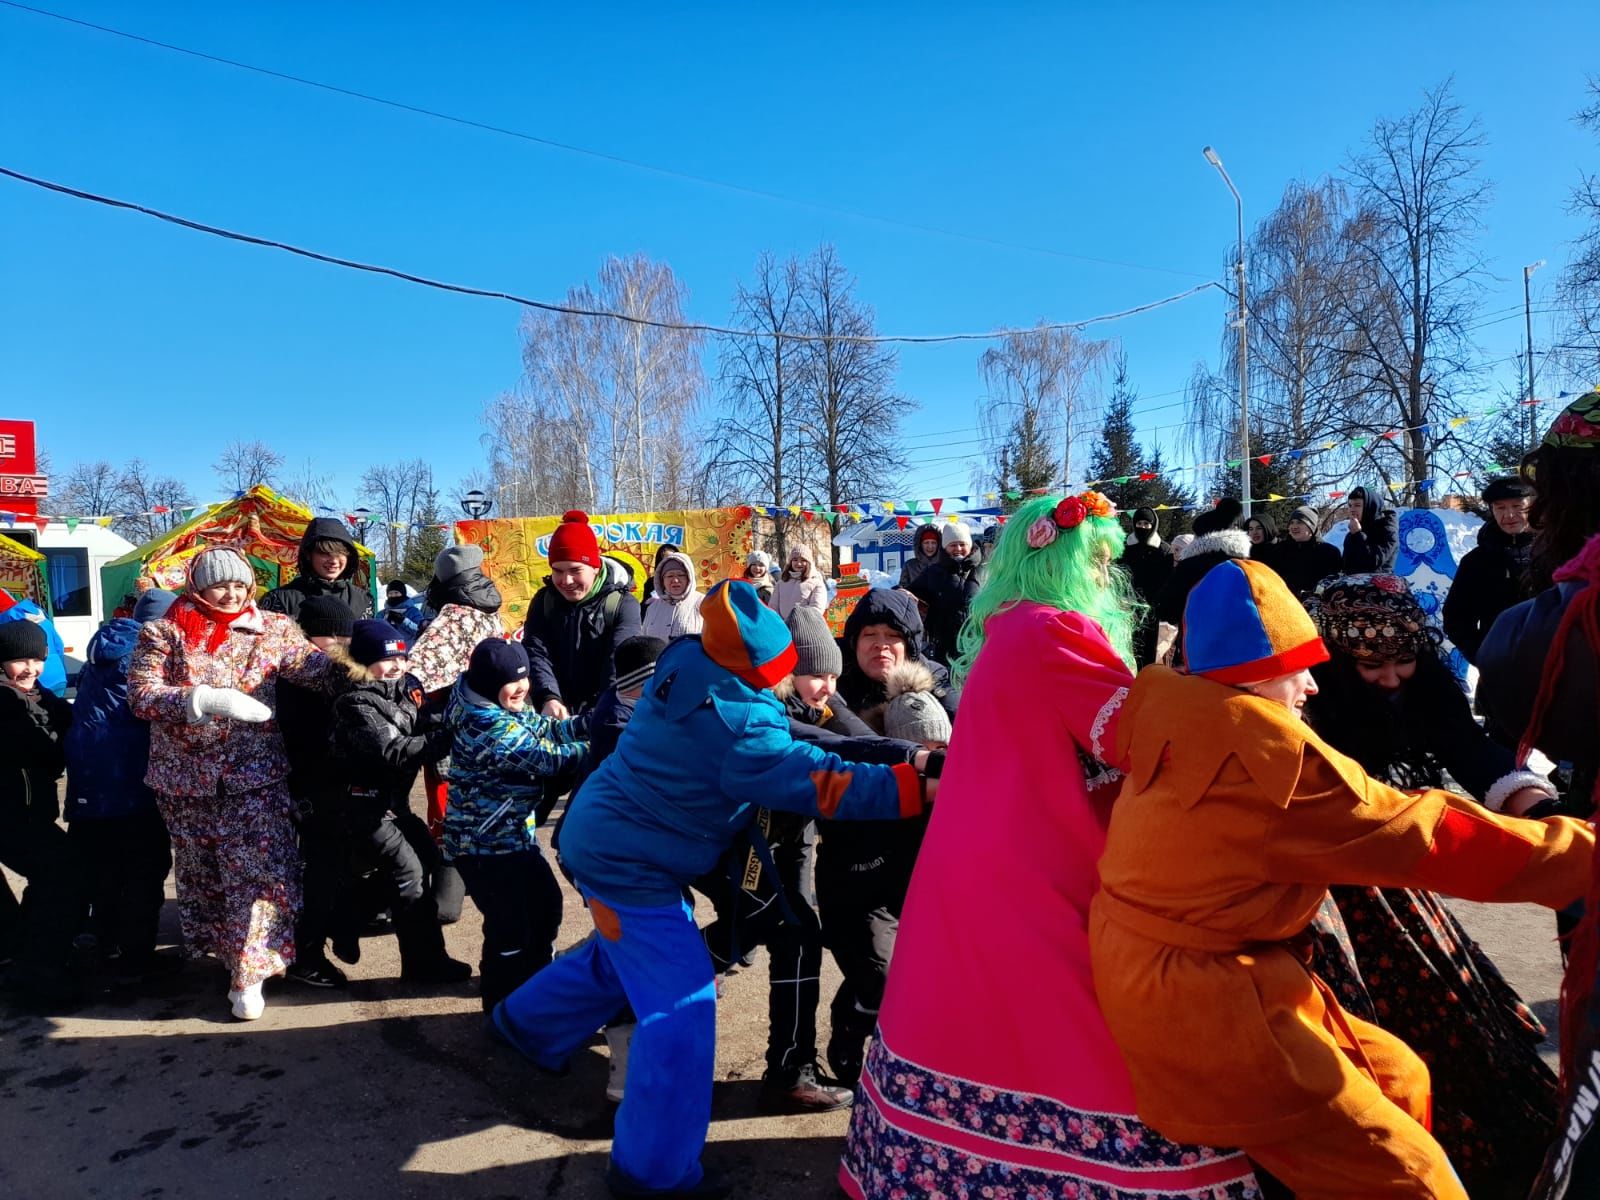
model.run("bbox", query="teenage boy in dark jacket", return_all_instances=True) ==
[0,618,86,1006]
[1340,485,1399,573]
[330,619,471,983]
[1442,477,1535,664]
[521,511,644,719]
[64,589,176,981]
[1273,505,1343,601]
[261,516,374,619]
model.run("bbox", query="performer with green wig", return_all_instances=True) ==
[841,491,1261,1200]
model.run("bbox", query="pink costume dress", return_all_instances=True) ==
[840,603,1261,1199]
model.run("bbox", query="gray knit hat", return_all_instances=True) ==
[786,604,842,678]
[434,542,484,582]
[882,663,953,746]
[188,547,254,592]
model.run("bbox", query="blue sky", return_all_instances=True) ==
[3,2,1597,515]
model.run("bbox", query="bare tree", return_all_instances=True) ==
[1559,77,1600,383]
[279,458,339,514]
[794,246,906,563]
[702,253,809,512]
[118,459,195,543]
[359,458,435,575]
[978,324,1110,495]
[1339,81,1489,505]
[213,440,285,494]
[54,461,127,519]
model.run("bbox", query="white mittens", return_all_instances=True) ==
[186,684,273,725]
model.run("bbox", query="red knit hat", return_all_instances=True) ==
[546,511,601,569]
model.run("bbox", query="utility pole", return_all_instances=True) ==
[1524,260,1545,451]
[1204,146,1250,515]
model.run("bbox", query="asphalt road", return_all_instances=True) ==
[0,837,1568,1200]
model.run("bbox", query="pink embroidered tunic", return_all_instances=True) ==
[840,603,1260,1199]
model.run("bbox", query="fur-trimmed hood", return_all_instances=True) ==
[1179,529,1252,562]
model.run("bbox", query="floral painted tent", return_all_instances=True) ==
[100,484,379,610]
[0,531,50,612]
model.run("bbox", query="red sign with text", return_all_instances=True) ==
[0,419,42,518]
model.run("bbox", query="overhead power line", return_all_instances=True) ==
[0,165,1219,344]
[0,0,1212,281]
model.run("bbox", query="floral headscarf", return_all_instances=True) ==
[1306,573,1439,661]
[1542,389,1600,451]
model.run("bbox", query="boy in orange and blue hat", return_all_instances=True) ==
[1088,557,1596,1200]
[490,580,936,1200]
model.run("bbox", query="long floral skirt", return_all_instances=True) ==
[1309,886,1558,1197]
[156,781,301,990]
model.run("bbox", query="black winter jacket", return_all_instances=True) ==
[1154,530,1254,665]
[1121,535,1173,606]
[0,682,72,823]
[330,669,450,825]
[1339,489,1399,573]
[261,517,373,619]
[522,563,644,712]
[1272,536,1343,601]
[907,550,985,666]
[1478,578,1597,777]
[896,525,943,591]
[1441,521,1533,664]
[278,660,353,809]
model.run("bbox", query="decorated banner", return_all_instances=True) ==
[100,484,379,610]
[454,507,755,629]
[0,530,50,611]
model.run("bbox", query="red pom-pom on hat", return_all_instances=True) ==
[547,511,602,568]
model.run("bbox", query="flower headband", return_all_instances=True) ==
[1028,491,1115,549]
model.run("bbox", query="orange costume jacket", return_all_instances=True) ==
[1088,666,1595,1149]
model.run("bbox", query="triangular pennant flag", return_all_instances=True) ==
[96,516,114,527]
[1154,503,1171,511]
[1004,490,1021,501]
[930,498,943,516]
[895,515,909,529]
[1416,424,1430,436]
[1380,430,1400,441]
[34,518,49,531]
[1484,407,1501,417]
[1225,459,1242,469]
[1329,490,1347,499]
[1266,493,1285,502]
[882,501,895,514]
[1113,475,1132,485]
[997,515,1008,525]
[66,517,80,532]
[180,507,195,520]
[984,492,997,503]
[1449,416,1469,428]
[152,505,170,514]
[834,504,848,514]
[1388,481,1405,491]
[787,505,801,517]
[1416,479,1436,491]
[1139,472,1158,481]
[1286,449,1304,460]
[1351,437,1369,448]
[826,512,839,526]
[1256,454,1274,466]
[802,510,814,522]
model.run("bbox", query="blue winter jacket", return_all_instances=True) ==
[443,679,588,859]
[558,636,925,907]
[63,618,156,820]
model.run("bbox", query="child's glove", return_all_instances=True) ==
[187,684,273,725]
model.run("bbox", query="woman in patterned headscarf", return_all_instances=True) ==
[1303,572,1561,1196]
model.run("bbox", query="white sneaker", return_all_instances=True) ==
[604,1022,635,1102]
[228,983,265,1021]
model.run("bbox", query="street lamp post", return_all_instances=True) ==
[1203,146,1250,516]
[347,506,373,544]
[460,489,493,520]
[1524,259,1546,451]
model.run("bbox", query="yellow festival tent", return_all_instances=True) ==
[100,485,379,609]
[455,507,756,628]
[0,530,50,611]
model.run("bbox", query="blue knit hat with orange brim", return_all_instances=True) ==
[1183,557,1329,684]
[701,579,797,689]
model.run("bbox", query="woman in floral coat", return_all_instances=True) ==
[129,546,329,1020]
[840,494,1260,1200]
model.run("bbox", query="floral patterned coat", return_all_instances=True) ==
[407,603,505,695]
[129,604,329,796]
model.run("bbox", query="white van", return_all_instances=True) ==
[6,521,137,674]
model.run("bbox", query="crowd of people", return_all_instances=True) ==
[6,392,1600,1198]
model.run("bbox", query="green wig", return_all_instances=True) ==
[952,493,1144,679]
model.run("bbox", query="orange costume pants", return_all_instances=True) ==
[1244,1005,1465,1200]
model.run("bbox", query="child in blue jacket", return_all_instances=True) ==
[490,581,936,1200]
[63,589,176,981]
[446,636,588,1011]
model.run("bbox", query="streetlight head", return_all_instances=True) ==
[1202,146,1222,166]
[1525,259,1546,274]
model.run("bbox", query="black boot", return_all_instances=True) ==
[432,863,465,925]
[396,897,471,984]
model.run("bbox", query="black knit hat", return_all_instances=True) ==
[1191,498,1243,537]
[614,635,667,693]
[298,596,355,640]
[466,638,528,698]
[0,618,48,664]
[1482,476,1533,504]
[349,618,409,666]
